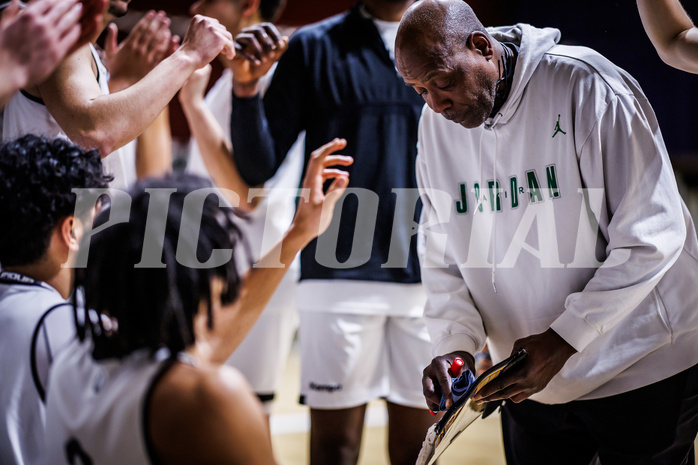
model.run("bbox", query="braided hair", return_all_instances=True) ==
[75,174,244,360]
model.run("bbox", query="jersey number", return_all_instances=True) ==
[65,438,94,465]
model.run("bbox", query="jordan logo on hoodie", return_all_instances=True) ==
[552,114,567,138]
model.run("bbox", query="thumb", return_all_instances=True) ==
[326,175,348,198]
[105,23,119,55]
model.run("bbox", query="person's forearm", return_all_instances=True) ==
[204,223,310,363]
[0,52,25,106]
[54,50,197,157]
[638,0,698,72]
[136,107,172,179]
[181,97,255,212]
[230,94,280,186]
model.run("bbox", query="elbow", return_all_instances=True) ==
[71,130,117,158]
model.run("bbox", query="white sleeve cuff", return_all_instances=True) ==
[431,332,480,359]
[550,309,601,353]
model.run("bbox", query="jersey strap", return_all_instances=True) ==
[30,302,73,403]
[142,358,178,465]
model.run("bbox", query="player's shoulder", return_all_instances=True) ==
[147,361,263,464]
[0,282,66,319]
[37,43,98,96]
[150,361,249,414]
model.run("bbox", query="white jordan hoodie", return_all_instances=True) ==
[416,24,698,404]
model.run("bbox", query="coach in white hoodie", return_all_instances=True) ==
[396,0,698,463]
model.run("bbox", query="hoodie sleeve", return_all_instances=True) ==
[417,153,487,358]
[550,91,687,353]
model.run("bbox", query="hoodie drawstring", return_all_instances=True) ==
[477,126,499,294]
[492,129,499,294]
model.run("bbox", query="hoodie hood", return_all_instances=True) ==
[486,24,561,126]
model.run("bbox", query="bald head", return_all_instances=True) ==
[395,0,501,128]
[396,0,488,61]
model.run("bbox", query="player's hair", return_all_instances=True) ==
[0,135,112,267]
[260,0,286,23]
[75,174,244,361]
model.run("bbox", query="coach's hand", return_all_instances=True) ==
[472,328,576,404]
[231,22,288,97]
[422,351,475,411]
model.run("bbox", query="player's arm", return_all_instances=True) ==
[637,0,698,73]
[36,15,234,157]
[179,65,256,212]
[135,107,172,179]
[194,138,352,364]
[230,23,309,187]
[103,10,179,94]
[104,11,178,178]
[0,0,105,105]
[148,363,277,465]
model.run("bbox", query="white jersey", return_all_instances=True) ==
[0,272,74,465]
[44,340,171,465]
[2,44,136,190]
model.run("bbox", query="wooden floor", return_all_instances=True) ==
[269,341,697,465]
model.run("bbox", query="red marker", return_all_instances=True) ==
[449,357,464,377]
[430,357,466,415]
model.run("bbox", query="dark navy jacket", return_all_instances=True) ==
[231,3,425,284]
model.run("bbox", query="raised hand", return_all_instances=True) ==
[104,10,180,92]
[0,0,106,96]
[472,328,576,404]
[290,138,353,243]
[231,22,288,97]
[179,14,235,71]
[422,351,475,411]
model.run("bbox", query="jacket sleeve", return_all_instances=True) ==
[550,91,687,352]
[417,151,487,358]
[230,34,310,186]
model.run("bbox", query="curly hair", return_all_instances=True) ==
[77,174,244,360]
[0,135,112,267]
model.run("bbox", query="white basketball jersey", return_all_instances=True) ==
[2,44,136,190]
[0,273,74,465]
[44,340,172,465]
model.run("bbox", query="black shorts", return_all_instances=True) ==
[501,363,698,465]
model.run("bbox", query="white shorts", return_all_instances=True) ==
[298,312,432,410]
[225,276,298,412]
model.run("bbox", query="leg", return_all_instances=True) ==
[386,402,436,465]
[385,316,439,465]
[310,405,367,465]
[299,312,388,465]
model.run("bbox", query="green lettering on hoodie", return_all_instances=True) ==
[527,170,543,203]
